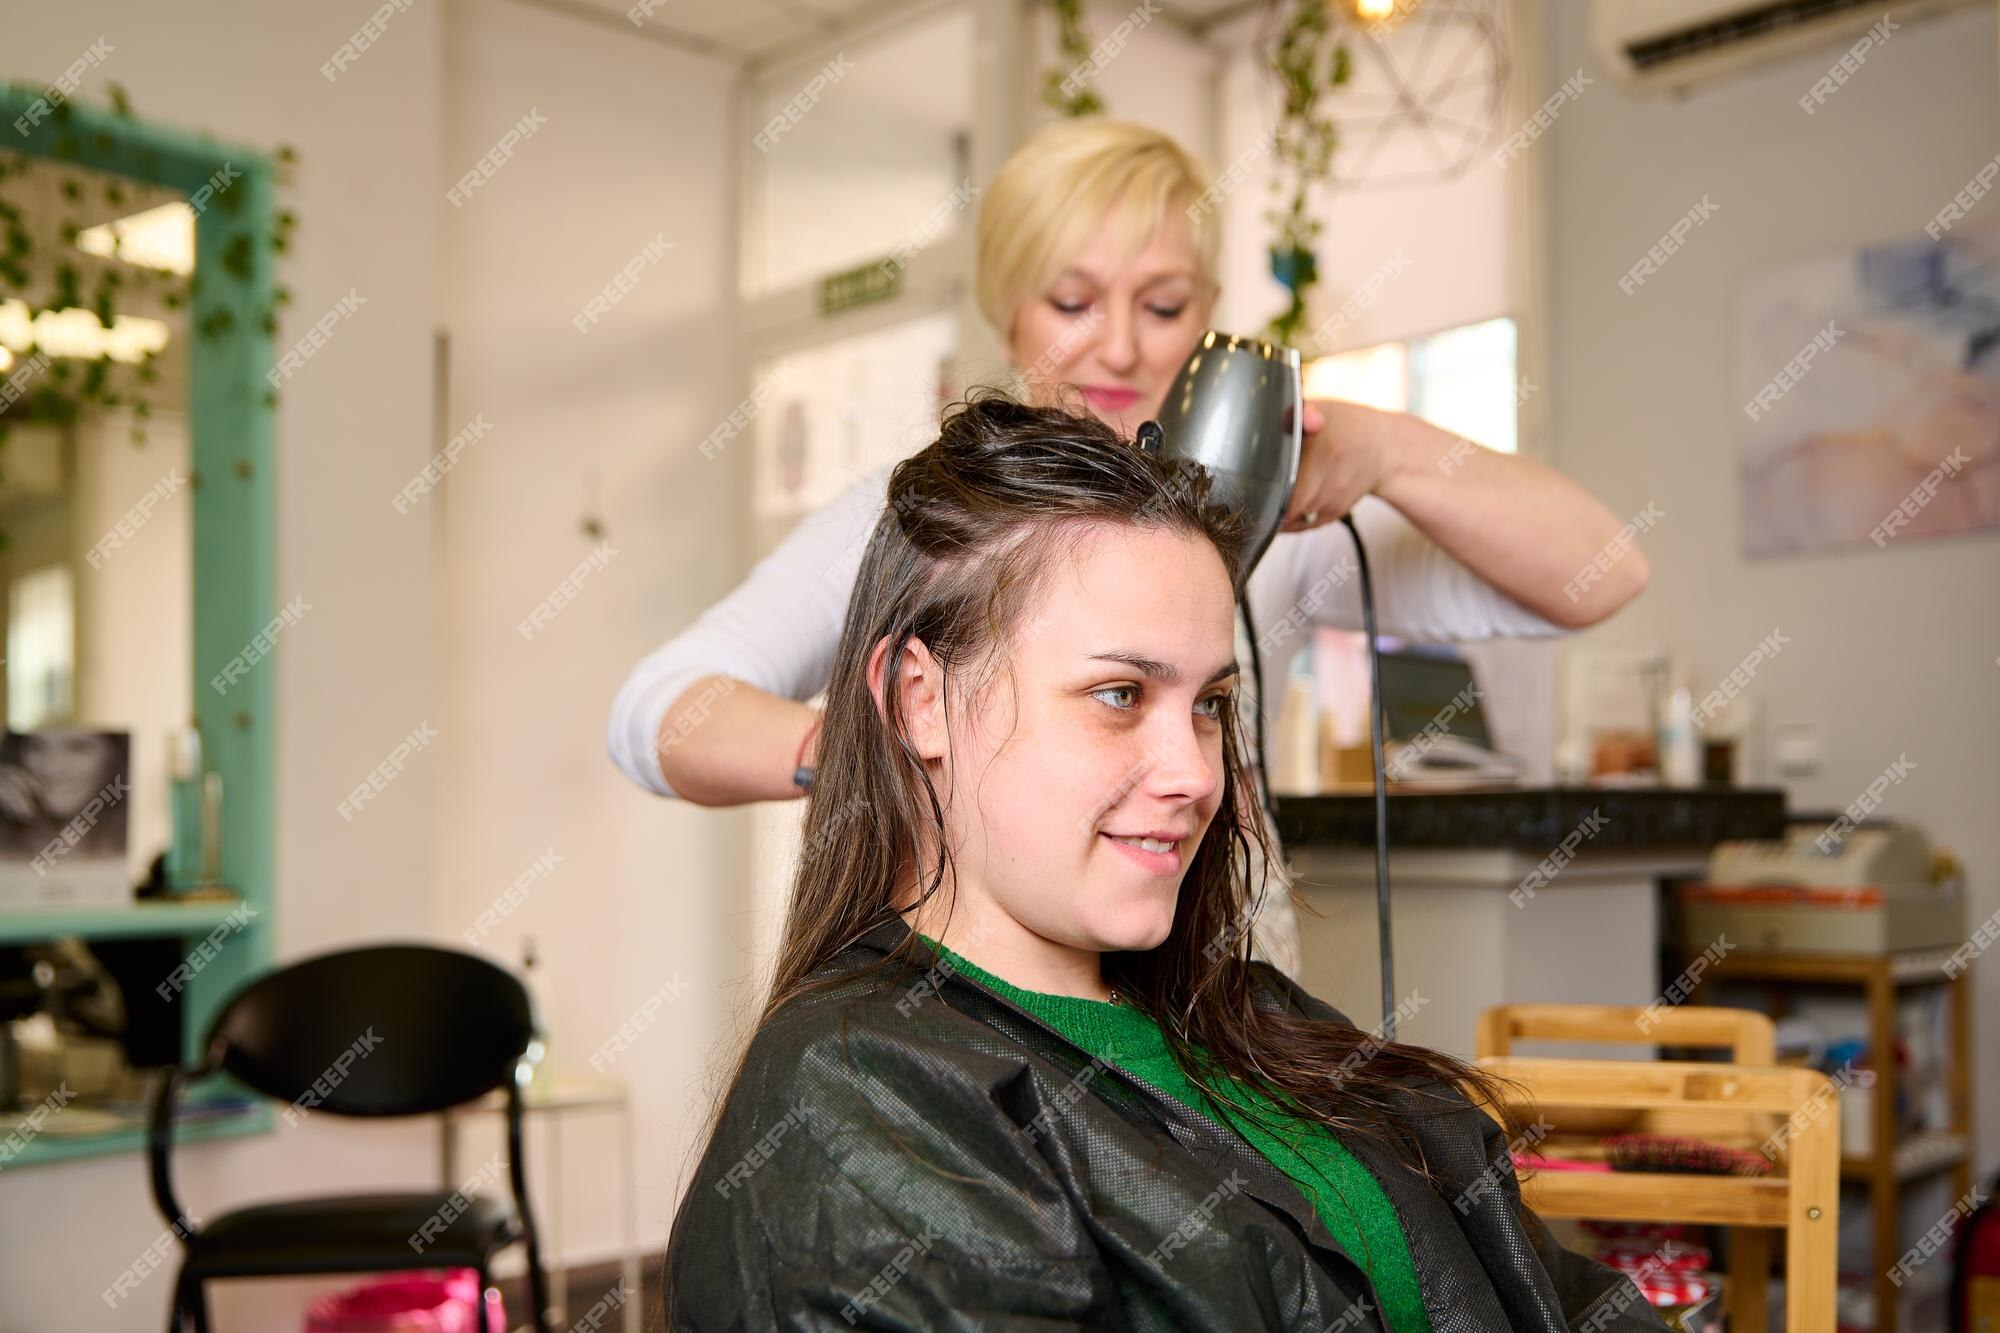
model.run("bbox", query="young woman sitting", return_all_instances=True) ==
[666,392,1668,1333]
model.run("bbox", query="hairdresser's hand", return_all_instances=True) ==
[1280,400,1399,532]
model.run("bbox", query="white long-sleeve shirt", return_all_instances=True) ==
[607,462,1569,980]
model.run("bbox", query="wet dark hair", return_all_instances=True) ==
[669,389,1523,1306]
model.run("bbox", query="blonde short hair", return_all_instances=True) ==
[975,119,1219,339]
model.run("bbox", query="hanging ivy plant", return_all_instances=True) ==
[1042,0,1107,118]
[1264,0,1350,348]
[0,81,296,465]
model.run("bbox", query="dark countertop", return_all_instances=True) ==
[1274,785,1789,852]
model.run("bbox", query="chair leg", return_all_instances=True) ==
[185,1271,212,1333]
[475,1258,492,1327]
[166,1265,207,1333]
[522,1235,553,1333]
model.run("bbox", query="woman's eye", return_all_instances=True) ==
[1051,297,1093,316]
[1148,304,1187,320]
[1093,686,1232,719]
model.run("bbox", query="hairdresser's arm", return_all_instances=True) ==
[653,678,820,806]
[604,466,888,805]
[1288,402,1649,629]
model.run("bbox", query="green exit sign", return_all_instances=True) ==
[819,260,902,315]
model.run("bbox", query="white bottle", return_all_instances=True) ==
[1658,674,1700,787]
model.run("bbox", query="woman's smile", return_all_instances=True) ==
[1100,829,1185,874]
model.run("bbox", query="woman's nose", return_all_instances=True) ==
[1097,302,1141,376]
[1139,718,1220,805]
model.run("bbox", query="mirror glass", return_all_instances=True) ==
[0,149,192,891]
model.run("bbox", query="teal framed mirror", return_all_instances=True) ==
[0,84,277,1164]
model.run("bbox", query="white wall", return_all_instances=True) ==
[750,6,978,296]
[434,0,743,1268]
[1541,0,2000,1166]
[0,0,445,1327]
[1024,0,1217,155]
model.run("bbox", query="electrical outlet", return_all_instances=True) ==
[1771,719,1824,776]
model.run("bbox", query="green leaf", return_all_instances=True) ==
[221,231,253,280]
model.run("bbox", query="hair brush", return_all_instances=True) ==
[1602,1133,1772,1177]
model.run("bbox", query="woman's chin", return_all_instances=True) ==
[1083,907,1176,955]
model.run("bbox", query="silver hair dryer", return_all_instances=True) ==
[1136,329,1401,1041]
[1137,330,1304,590]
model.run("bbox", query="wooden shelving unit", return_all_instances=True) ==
[1687,948,1975,1333]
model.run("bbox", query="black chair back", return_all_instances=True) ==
[204,943,537,1116]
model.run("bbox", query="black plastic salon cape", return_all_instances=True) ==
[669,916,1669,1332]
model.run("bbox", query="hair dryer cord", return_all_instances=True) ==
[1238,514,1396,1042]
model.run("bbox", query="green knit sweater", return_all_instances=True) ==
[918,935,1432,1333]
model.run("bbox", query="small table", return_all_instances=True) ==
[439,1074,641,1333]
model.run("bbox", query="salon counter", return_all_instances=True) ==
[1272,785,1789,1060]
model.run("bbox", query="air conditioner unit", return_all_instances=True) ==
[1590,0,1978,94]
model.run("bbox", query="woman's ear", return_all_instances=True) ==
[866,633,949,761]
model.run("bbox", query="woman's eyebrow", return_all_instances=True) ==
[1087,651,1239,686]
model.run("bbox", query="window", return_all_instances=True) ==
[1303,315,1519,453]
[1291,317,1521,769]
